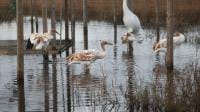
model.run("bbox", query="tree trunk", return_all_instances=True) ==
[166,0,174,70]
[113,0,117,44]
[42,0,49,61]
[34,0,38,33]
[51,0,57,59]
[66,66,71,112]
[30,0,34,33]
[59,0,63,57]
[83,0,88,50]
[156,0,160,42]
[64,0,70,56]
[71,0,75,52]
[16,0,25,111]
[42,0,48,33]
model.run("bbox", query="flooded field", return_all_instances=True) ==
[0,0,200,111]
[1,17,200,111]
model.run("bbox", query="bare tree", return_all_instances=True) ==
[83,0,88,50]
[113,0,117,44]
[42,0,48,61]
[16,0,25,111]
[42,0,48,33]
[156,0,160,42]
[71,0,75,52]
[166,0,174,70]
[30,0,34,33]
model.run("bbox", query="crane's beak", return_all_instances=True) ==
[106,42,113,45]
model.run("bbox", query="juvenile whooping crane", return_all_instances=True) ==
[153,31,185,53]
[26,29,60,50]
[66,40,113,69]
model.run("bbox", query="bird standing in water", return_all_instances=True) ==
[153,31,185,53]
[66,40,113,70]
[122,0,144,42]
[26,29,60,50]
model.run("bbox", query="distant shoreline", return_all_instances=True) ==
[0,0,200,26]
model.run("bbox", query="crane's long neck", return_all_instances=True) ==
[97,44,106,59]
[123,0,130,14]
[101,44,106,51]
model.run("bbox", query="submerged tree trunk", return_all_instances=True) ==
[113,0,117,44]
[156,0,160,42]
[71,0,75,52]
[83,0,88,50]
[34,0,38,33]
[166,0,174,70]
[51,0,57,59]
[64,0,70,56]
[42,0,49,61]
[64,0,69,42]
[30,0,34,33]
[42,0,48,33]
[16,0,25,111]
[59,0,63,54]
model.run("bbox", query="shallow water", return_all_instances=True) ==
[0,18,200,111]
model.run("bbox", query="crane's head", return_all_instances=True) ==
[173,31,181,37]
[50,29,60,35]
[100,40,113,46]
[153,42,161,53]
[121,32,135,44]
[99,40,113,51]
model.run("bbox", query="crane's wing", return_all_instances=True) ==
[29,33,40,45]
[66,50,97,62]
[43,32,54,40]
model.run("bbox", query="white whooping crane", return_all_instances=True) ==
[153,31,185,53]
[122,0,144,41]
[66,40,113,69]
[26,30,60,50]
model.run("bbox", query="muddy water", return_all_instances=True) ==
[0,18,200,111]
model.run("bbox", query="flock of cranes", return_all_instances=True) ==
[26,0,185,70]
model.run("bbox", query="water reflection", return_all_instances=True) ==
[66,66,71,112]
[165,71,176,112]
[17,77,25,112]
[43,62,49,112]
[124,50,137,111]
[1,20,200,111]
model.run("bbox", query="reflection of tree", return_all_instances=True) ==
[69,68,107,111]
[152,57,166,111]
[43,62,49,112]
[165,71,176,111]
[177,63,200,111]
[52,62,58,112]
[193,67,200,111]
[66,66,71,112]
[123,50,140,111]
[127,53,137,111]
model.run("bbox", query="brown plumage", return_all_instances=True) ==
[66,40,112,66]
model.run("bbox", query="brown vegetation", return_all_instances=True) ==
[0,0,200,26]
